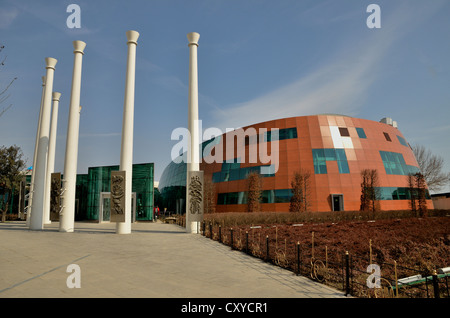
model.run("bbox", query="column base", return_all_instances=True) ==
[186,221,201,234]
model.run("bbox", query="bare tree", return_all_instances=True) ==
[412,144,450,192]
[415,173,428,217]
[0,44,17,118]
[406,172,429,217]
[289,169,311,212]
[360,169,380,213]
[246,171,262,212]
[407,173,417,213]
[203,176,216,214]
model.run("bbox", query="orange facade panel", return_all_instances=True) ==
[179,115,428,213]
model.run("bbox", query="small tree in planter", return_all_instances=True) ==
[360,169,380,216]
[246,171,262,212]
[290,169,311,212]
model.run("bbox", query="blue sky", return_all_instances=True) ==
[1,0,449,192]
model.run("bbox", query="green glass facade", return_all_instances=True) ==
[379,151,420,176]
[212,161,275,183]
[397,136,408,147]
[313,148,350,174]
[217,186,430,205]
[85,163,154,221]
[75,174,88,221]
[356,127,367,138]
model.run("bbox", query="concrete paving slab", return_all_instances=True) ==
[0,221,346,299]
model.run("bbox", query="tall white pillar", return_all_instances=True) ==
[116,30,139,235]
[30,58,57,230]
[186,32,200,233]
[60,41,86,233]
[43,92,61,224]
[27,76,46,227]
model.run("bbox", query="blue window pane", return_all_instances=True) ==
[324,149,336,161]
[356,127,367,138]
[313,148,349,174]
[379,151,418,176]
[312,149,325,161]
[314,164,321,174]
[239,167,249,179]
[335,149,347,161]
[275,189,291,203]
[229,169,240,181]
[212,172,221,183]
[397,136,408,147]
[338,160,350,173]
[221,171,229,182]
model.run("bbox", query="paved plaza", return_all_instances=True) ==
[0,220,346,298]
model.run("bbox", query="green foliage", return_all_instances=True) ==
[0,145,26,216]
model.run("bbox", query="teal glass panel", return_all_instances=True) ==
[212,172,221,183]
[229,169,240,181]
[335,149,347,161]
[397,136,408,147]
[275,189,292,203]
[86,163,154,221]
[324,149,336,161]
[312,149,325,161]
[313,148,349,174]
[337,160,350,174]
[379,151,420,176]
[265,127,297,142]
[356,127,367,138]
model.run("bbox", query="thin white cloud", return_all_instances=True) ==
[0,8,19,29]
[209,1,446,131]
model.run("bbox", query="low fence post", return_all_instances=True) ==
[432,270,440,299]
[266,235,269,261]
[202,221,205,236]
[345,251,351,296]
[296,242,301,275]
[230,228,234,250]
[219,225,222,243]
[209,223,212,239]
[245,231,249,254]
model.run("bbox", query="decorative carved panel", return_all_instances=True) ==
[110,170,126,222]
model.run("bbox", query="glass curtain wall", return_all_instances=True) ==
[86,163,154,221]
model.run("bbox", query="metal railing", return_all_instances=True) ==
[195,220,449,298]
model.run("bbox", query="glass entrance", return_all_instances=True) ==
[100,192,136,223]
[331,194,344,211]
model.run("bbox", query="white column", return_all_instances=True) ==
[27,76,46,227]
[59,41,86,233]
[30,58,57,230]
[116,30,139,234]
[186,32,200,233]
[43,92,61,224]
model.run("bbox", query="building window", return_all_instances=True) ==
[356,127,367,139]
[383,132,392,142]
[217,189,294,205]
[377,187,430,200]
[212,159,275,183]
[379,151,421,176]
[312,148,349,174]
[397,136,408,147]
[339,127,350,137]
[264,127,298,142]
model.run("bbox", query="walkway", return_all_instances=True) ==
[0,221,346,298]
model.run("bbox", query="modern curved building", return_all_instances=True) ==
[159,114,432,213]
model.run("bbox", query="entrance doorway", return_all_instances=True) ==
[99,192,136,223]
[331,194,344,211]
